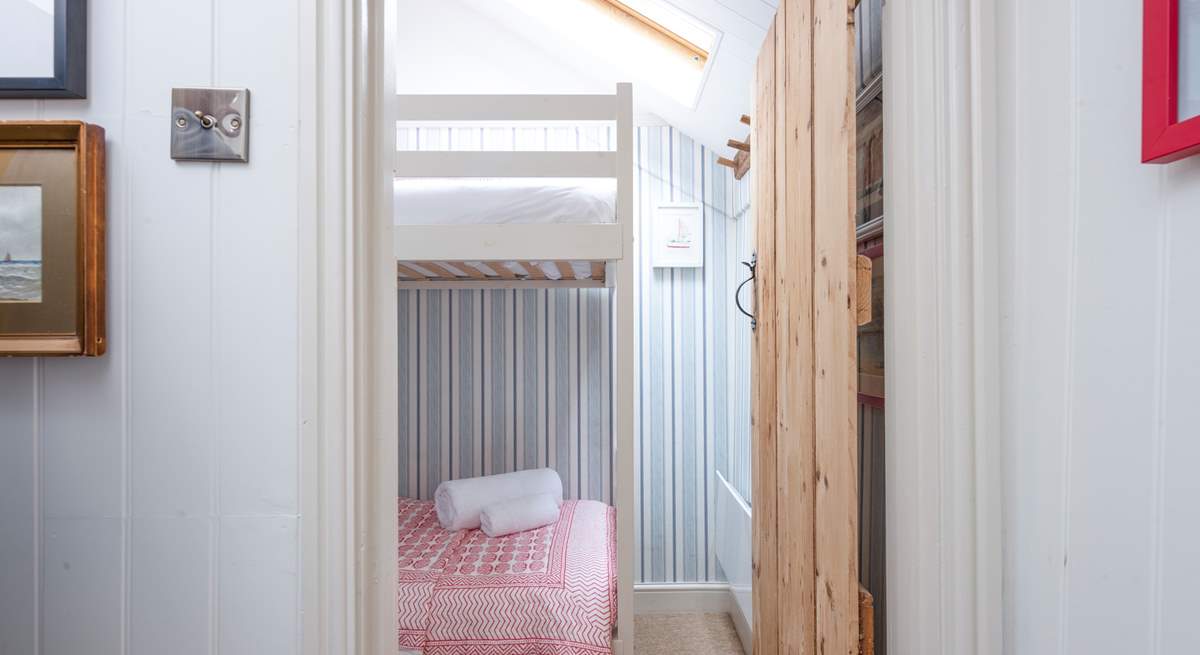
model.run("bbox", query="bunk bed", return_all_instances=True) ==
[393,84,636,655]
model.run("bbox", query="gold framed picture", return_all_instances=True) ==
[0,121,105,356]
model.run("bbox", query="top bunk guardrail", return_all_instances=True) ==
[393,93,621,122]
[392,84,633,286]
[392,87,628,179]
[394,150,617,179]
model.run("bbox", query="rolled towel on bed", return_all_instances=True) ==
[434,468,563,531]
[479,492,562,537]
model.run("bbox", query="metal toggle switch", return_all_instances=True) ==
[171,87,250,162]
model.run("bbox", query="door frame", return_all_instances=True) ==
[298,0,1007,653]
[299,0,396,653]
[883,0,1004,653]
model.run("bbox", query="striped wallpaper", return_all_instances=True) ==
[398,288,614,502]
[396,121,752,583]
[723,176,753,506]
[633,125,753,583]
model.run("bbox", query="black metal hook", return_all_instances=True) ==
[735,251,757,331]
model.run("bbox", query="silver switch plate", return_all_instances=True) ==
[171,87,249,162]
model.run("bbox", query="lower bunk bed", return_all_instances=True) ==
[397,498,617,655]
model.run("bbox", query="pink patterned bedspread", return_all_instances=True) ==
[397,498,617,655]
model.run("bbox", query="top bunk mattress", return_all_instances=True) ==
[394,178,617,226]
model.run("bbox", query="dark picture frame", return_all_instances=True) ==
[0,0,88,99]
[0,122,106,356]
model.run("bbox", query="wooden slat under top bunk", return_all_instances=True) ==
[397,260,607,288]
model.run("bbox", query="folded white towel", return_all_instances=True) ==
[479,492,562,537]
[434,468,563,531]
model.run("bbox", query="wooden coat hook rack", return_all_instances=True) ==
[718,114,752,180]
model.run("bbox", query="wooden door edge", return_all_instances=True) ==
[859,584,875,655]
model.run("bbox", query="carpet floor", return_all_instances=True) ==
[634,612,745,655]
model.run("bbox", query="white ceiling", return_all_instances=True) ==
[396,0,777,154]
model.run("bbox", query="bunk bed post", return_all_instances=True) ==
[612,81,637,655]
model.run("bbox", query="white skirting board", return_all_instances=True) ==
[633,584,752,654]
[728,597,752,655]
[634,583,735,614]
[630,475,755,653]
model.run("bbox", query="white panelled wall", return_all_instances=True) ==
[11,1,1200,654]
[996,1,1200,653]
[0,1,303,654]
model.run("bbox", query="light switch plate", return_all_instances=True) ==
[171,87,249,162]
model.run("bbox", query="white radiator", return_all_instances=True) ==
[715,472,753,652]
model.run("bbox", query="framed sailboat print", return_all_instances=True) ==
[652,202,703,268]
[0,121,106,356]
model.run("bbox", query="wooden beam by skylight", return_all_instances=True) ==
[590,0,710,67]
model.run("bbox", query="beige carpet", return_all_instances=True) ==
[634,613,745,655]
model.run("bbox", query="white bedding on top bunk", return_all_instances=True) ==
[393,178,616,225]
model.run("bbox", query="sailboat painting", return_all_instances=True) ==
[652,203,704,268]
[0,186,43,303]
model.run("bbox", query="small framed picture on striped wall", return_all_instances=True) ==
[652,203,703,268]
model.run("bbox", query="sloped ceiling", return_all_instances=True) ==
[395,0,778,154]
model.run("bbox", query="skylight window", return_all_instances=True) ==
[605,0,714,64]
[513,0,720,107]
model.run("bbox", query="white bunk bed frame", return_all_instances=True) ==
[392,83,637,655]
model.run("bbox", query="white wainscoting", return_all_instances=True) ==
[0,1,309,652]
[888,0,1200,653]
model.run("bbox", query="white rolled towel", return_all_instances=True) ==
[434,468,563,531]
[480,492,562,537]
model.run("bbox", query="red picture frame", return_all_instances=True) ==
[1144,0,1200,163]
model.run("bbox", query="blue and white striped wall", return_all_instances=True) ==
[725,168,753,506]
[397,121,752,583]
[398,288,614,502]
[632,125,753,583]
